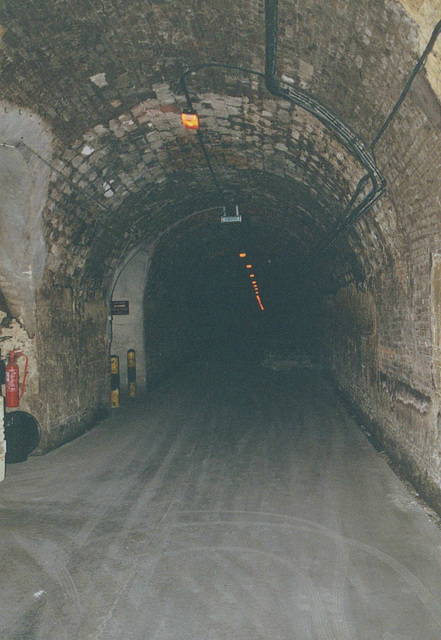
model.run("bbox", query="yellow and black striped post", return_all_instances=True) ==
[110,354,120,408]
[127,349,136,398]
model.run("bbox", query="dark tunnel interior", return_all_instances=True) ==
[143,210,323,383]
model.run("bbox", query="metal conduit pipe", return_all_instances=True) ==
[372,18,441,151]
[304,174,372,267]
[180,59,384,264]
[180,63,267,207]
[179,4,387,267]
[264,0,386,267]
[180,57,384,204]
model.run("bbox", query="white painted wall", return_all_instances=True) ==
[111,251,150,394]
[0,102,52,336]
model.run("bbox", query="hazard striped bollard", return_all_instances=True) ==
[127,349,136,398]
[110,355,120,408]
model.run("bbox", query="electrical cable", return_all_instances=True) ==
[181,66,267,212]
[371,18,441,150]
[195,129,226,205]
[180,63,267,208]
[181,63,382,269]
[180,4,387,269]
[265,0,384,182]
[301,174,371,269]
[265,0,386,271]
[0,140,174,240]
[266,1,441,270]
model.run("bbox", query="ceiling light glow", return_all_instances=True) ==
[181,111,200,130]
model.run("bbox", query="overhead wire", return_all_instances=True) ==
[371,18,441,151]
[265,0,441,271]
[3,140,141,234]
[5,1,439,281]
[180,63,267,208]
[264,0,386,271]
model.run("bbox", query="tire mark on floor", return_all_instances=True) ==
[12,533,83,638]
[158,510,441,627]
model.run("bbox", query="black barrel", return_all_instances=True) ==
[5,411,41,463]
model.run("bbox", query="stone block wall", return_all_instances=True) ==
[35,286,109,452]
[322,77,441,513]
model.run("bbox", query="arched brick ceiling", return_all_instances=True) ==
[41,89,366,290]
[0,0,436,299]
[0,0,421,142]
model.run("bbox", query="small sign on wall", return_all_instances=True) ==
[112,300,129,316]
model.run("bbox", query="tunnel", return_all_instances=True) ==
[1,1,441,636]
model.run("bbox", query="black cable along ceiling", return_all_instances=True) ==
[179,0,441,273]
[1,1,439,278]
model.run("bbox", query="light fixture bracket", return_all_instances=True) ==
[221,205,242,223]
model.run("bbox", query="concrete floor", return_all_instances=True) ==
[1,352,441,640]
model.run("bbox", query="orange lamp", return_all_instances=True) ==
[239,252,247,258]
[181,111,200,130]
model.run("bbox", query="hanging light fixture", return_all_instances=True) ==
[181,109,200,130]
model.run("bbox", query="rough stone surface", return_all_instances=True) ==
[34,286,109,452]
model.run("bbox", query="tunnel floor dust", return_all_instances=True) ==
[1,353,441,639]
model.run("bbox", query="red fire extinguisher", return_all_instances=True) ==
[6,350,28,408]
